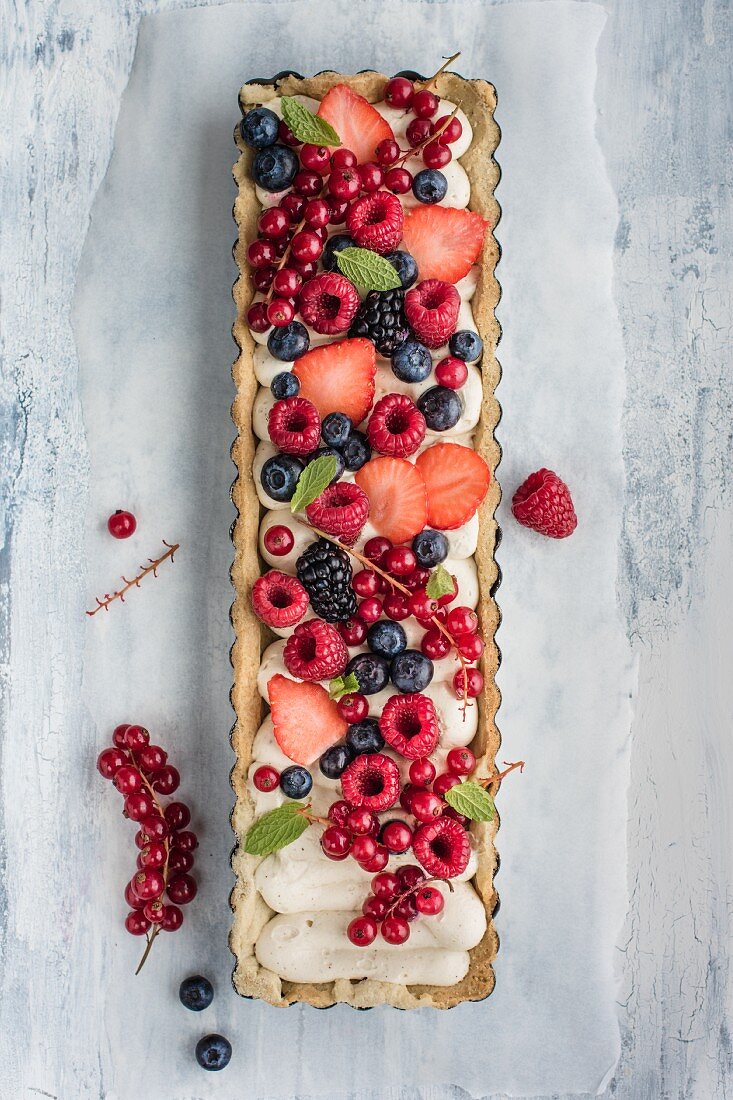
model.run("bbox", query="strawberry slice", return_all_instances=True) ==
[293,337,376,426]
[415,443,491,530]
[401,206,489,284]
[267,674,348,766]
[317,84,394,165]
[355,456,427,544]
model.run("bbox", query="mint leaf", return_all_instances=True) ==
[426,563,456,601]
[444,781,495,822]
[336,247,402,292]
[244,802,310,856]
[329,672,360,700]
[281,97,341,147]
[290,454,338,514]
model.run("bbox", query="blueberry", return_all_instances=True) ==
[345,653,390,695]
[270,371,300,399]
[341,430,371,471]
[412,529,449,568]
[179,975,214,1012]
[267,321,310,362]
[195,1034,232,1072]
[417,386,462,431]
[252,143,299,192]
[449,330,484,362]
[391,339,432,383]
[412,169,448,204]
[321,411,353,449]
[323,234,355,272]
[260,453,304,502]
[319,743,353,779]
[305,446,344,482]
[385,250,418,289]
[367,620,407,659]
[279,765,313,799]
[391,650,434,693]
[239,107,280,150]
[346,718,385,756]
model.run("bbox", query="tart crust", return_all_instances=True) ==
[230,70,502,1009]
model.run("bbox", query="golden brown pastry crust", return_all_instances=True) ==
[229,70,502,1009]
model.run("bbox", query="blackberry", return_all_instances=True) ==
[350,289,410,357]
[296,539,357,622]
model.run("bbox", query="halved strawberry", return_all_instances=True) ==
[317,84,395,165]
[401,206,489,284]
[293,337,376,426]
[415,443,491,530]
[267,674,348,766]
[354,456,427,543]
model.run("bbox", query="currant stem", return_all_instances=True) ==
[135,925,160,975]
[419,52,462,92]
[394,105,461,168]
[383,875,448,920]
[480,760,525,787]
[86,541,180,617]
[296,804,331,828]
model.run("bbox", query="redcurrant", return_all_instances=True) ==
[384,546,416,576]
[247,302,270,332]
[336,693,369,723]
[453,667,484,699]
[432,773,461,798]
[278,120,300,146]
[258,206,290,238]
[253,765,280,792]
[299,143,331,174]
[347,915,378,946]
[346,808,376,836]
[125,911,150,936]
[161,904,184,931]
[168,848,194,875]
[247,238,276,268]
[384,167,413,194]
[292,170,322,197]
[337,617,368,646]
[321,825,352,860]
[163,802,190,831]
[139,841,167,869]
[375,138,401,165]
[272,268,302,297]
[138,744,167,773]
[446,606,479,636]
[124,791,155,822]
[381,819,413,853]
[432,114,463,144]
[328,166,361,200]
[175,830,198,853]
[330,147,357,169]
[143,899,166,924]
[290,230,323,262]
[97,747,126,779]
[406,118,432,147]
[411,89,439,118]
[166,874,197,905]
[371,871,401,900]
[107,510,136,539]
[266,298,295,328]
[328,800,351,827]
[409,758,436,786]
[151,765,180,795]
[132,868,165,901]
[446,747,476,775]
[383,592,410,621]
[358,162,384,192]
[381,915,410,944]
[352,569,379,597]
[423,140,451,168]
[408,588,439,621]
[435,356,468,389]
[362,894,389,921]
[457,633,484,661]
[384,76,414,108]
[410,789,444,823]
[351,835,378,864]
[357,597,382,623]
[114,765,142,796]
[280,193,306,221]
[421,628,451,659]
[414,885,445,915]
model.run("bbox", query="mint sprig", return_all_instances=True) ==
[426,563,456,601]
[336,247,403,292]
[444,781,495,822]
[244,802,310,856]
[281,97,341,147]
[329,672,360,701]
[290,454,338,514]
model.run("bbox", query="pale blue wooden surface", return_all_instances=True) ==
[1,1,731,1097]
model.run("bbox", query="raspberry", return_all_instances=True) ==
[367,394,426,458]
[297,272,360,335]
[305,482,369,546]
[251,570,309,628]
[412,816,471,878]
[346,192,404,255]
[340,753,401,812]
[511,469,578,539]
[268,397,321,455]
[404,279,461,349]
[378,694,440,759]
[283,619,349,681]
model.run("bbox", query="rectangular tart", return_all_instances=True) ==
[230,69,502,1009]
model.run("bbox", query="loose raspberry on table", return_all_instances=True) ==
[268,396,321,455]
[305,481,369,546]
[511,468,578,539]
[297,272,360,335]
[283,619,349,681]
[346,192,404,255]
[367,393,426,458]
[340,753,401,812]
[404,279,461,349]
[379,693,440,759]
[412,816,471,878]
[251,570,309,628]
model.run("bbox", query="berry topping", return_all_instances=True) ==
[251,570,309,628]
[415,442,491,530]
[366,620,407,659]
[298,272,360,334]
[385,249,418,289]
[340,753,401,812]
[296,538,357,622]
[270,371,300,399]
[304,446,345,484]
[179,974,215,1011]
[446,746,477,775]
[346,718,385,756]
[390,649,434,694]
[240,107,280,149]
[293,338,376,426]
[305,481,369,546]
[260,453,305,503]
[337,692,369,723]
[267,674,348,766]
[417,386,463,431]
[350,288,410,357]
[347,915,378,946]
[381,915,410,944]
[401,206,489,284]
[367,393,426,458]
[384,545,417,576]
[384,76,414,108]
[283,619,349,681]
[319,744,353,779]
[412,816,471,878]
[411,88,440,118]
[435,356,468,389]
[422,141,452,169]
[449,329,483,362]
[321,411,353,448]
[344,652,391,695]
[412,528,449,568]
[391,338,433,383]
[317,84,395,166]
[252,144,299,192]
[404,279,461,349]
[253,765,280,792]
[346,192,404,255]
[322,233,355,271]
[337,615,368,646]
[453,666,484,699]
[411,788,444,822]
[267,321,310,362]
[107,509,137,539]
[412,168,448,205]
[341,430,372,471]
[384,167,413,194]
[268,396,321,455]
[433,114,463,144]
[414,885,445,915]
[263,524,295,557]
[379,693,440,758]
[511,469,578,539]
[354,456,428,544]
[409,757,436,785]
[381,819,413,854]
[279,764,313,799]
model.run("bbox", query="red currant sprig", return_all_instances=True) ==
[347,865,449,946]
[97,723,198,972]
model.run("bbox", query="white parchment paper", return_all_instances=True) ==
[74,2,633,1096]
